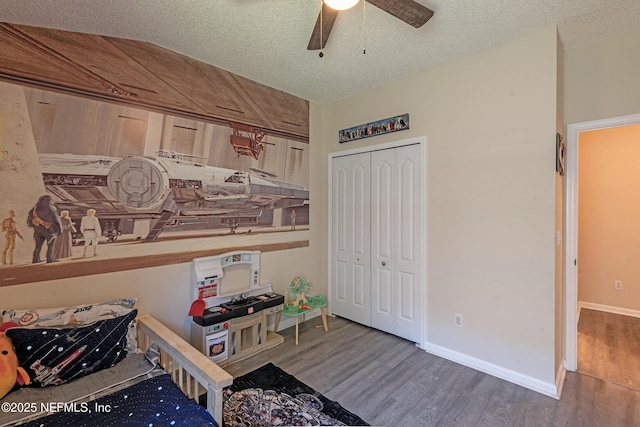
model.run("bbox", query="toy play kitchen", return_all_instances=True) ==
[189,250,284,365]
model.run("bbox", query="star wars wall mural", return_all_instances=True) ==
[0,82,310,286]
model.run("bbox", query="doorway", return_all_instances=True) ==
[564,113,640,379]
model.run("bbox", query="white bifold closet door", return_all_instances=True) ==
[331,143,423,343]
[331,152,372,326]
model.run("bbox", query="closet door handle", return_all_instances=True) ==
[381,261,386,267]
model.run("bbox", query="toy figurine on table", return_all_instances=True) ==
[284,277,326,314]
[276,277,328,345]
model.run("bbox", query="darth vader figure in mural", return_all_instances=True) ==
[27,195,62,264]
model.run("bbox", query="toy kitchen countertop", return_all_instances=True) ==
[192,292,284,326]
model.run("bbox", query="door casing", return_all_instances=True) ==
[564,113,640,371]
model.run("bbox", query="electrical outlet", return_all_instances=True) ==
[614,280,623,290]
[454,313,463,327]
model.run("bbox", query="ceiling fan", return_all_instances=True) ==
[307,0,434,51]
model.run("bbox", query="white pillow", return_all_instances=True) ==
[1,298,136,326]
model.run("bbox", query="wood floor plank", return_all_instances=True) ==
[578,309,640,390]
[223,315,640,426]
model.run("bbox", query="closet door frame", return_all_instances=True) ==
[328,136,427,348]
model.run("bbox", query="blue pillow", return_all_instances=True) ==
[6,309,137,387]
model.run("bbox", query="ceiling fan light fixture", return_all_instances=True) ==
[324,0,360,11]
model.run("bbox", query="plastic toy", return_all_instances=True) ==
[283,277,327,315]
[289,277,311,309]
[0,327,30,399]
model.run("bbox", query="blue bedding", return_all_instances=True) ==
[21,374,218,427]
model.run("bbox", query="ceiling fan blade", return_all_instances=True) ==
[366,0,434,28]
[307,3,340,50]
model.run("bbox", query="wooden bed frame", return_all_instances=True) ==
[136,312,233,422]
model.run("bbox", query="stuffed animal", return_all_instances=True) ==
[0,324,31,400]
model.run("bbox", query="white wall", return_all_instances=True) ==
[564,28,640,125]
[314,27,560,393]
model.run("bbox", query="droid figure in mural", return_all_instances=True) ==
[2,209,24,265]
[27,195,62,264]
[81,209,102,258]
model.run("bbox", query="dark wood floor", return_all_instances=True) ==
[224,315,640,427]
[578,308,640,391]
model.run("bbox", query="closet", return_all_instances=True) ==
[330,140,424,343]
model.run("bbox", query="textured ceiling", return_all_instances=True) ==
[1,0,639,104]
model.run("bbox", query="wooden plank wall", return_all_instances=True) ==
[0,23,309,142]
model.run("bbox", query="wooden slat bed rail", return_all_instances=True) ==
[136,312,233,423]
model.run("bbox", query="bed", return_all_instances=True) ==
[0,303,233,427]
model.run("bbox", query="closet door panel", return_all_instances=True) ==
[348,153,371,325]
[374,159,392,259]
[398,271,416,321]
[399,157,416,262]
[331,157,351,317]
[393,144,422,342]
[375,267,392,315]
[371,152,394,332]
[352,263,367,308]
[331,152,371,326]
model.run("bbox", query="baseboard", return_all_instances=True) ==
[422,342,559,399]
[579,301,640,319]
